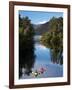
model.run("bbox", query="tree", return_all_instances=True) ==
[40,17,63,64]
[19,14,23,27]
[19,15,35,78]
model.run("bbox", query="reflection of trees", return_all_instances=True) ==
[40,17,63,65]
[19,15,35,78]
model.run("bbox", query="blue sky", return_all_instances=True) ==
[19,10,63,25]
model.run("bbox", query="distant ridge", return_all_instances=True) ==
[33,21,50,35]
[33,17,63,35]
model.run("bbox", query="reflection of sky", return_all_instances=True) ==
[34,43,51,65]
[19,11,63,24]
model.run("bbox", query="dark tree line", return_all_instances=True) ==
[40,17,63,65]
[19,14,35,78]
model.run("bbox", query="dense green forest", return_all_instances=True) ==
[40,17,63,65]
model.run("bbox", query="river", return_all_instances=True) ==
[21,38,63,79]
[34,43,51,65]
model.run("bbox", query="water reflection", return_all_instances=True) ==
[20,43,63,79]
[34,43,51,65]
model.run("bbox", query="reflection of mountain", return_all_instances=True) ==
[33,21,50,35]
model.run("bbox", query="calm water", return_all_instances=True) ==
[34,43,51,65]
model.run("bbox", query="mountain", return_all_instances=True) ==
[33,21,50,35]
[33,17,63,35]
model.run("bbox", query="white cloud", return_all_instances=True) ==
[37,20,47,24]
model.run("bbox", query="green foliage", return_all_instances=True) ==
[19,14,23,27]
[19,15,35,77]
[49,17,63,31]
[40,32,52,48]
[40,17,63,65]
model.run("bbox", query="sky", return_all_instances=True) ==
[19,10,63,25]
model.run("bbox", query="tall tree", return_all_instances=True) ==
[40,17,63,64]
[19,15,35,78]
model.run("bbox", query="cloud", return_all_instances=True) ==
[37,20,47,24]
